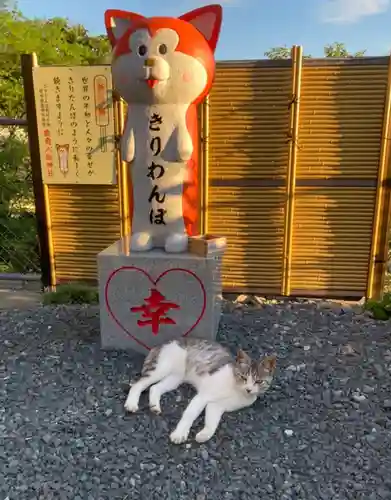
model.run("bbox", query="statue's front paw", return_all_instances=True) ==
[131,232,153,252]
[164,233,188,253]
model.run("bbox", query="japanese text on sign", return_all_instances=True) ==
[148,112,167,225]
[39,84,53,177]
[32,66,116,184]
[82,76,94,176]
[53,76,64,137]
[68,76,80,177]
[130,288,179,335]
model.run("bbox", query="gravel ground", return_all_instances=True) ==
[1,299,391,500]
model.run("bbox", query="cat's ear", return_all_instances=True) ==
[104,9,146,46]
[179,4,222,52]
[259,355,277,373]
[236,349,251,366]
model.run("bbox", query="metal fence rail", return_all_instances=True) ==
[0,119,41,281]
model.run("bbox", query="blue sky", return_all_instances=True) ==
[16,0,391,60]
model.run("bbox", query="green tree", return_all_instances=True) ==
[323,42,366,58]
[0,133,39,273]
[0,8,111,118]
[0,6,111,273]
[264,42,366,60]
[264,46,304,60]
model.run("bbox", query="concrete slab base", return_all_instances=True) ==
[97,236,225,354]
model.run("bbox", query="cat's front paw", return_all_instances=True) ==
[195,428,215,443]
[124,399,139,413]
[149,404,162,415]
[169,428,189,444]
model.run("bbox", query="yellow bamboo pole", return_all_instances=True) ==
[201,94,210,235]
[42,183,56,290]
[198,102,204,235]
[282,45,303,296]
[120,100,130,236]
[114,95,130,238]
[114,97,124,238]
[366,54,391,299]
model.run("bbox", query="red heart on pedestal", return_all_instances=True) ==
[104,266,207,351]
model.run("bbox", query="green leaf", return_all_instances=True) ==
[0,9,111,118]
[371,305,390,321]
[265,42,366,60]
[364,299,379,311]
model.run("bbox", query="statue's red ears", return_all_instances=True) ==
[104,9,146,46]
[104,4,223,53]
[180,4,222,53]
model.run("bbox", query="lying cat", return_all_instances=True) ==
[124,338,277,444]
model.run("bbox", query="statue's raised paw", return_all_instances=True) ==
[176,148,193,162]
[164,233,188,253]
[121,127,135,163]
[176,128,193,162]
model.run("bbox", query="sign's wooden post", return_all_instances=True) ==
[21,53,55,289]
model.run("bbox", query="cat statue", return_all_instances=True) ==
[124,338,277,444]
[104,5,222,253]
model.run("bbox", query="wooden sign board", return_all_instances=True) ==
[32,65,117,185]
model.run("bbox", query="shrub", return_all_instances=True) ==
[364,293,391,320]
[0,130,40,274]
[43,283,99,305]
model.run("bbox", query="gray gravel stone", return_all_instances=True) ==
[383,399,391,410]
[0,300,391,499]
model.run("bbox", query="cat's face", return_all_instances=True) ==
[105,7,222,105]
[234,350,277,396]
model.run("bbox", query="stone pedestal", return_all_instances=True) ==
[97,235,226,353]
